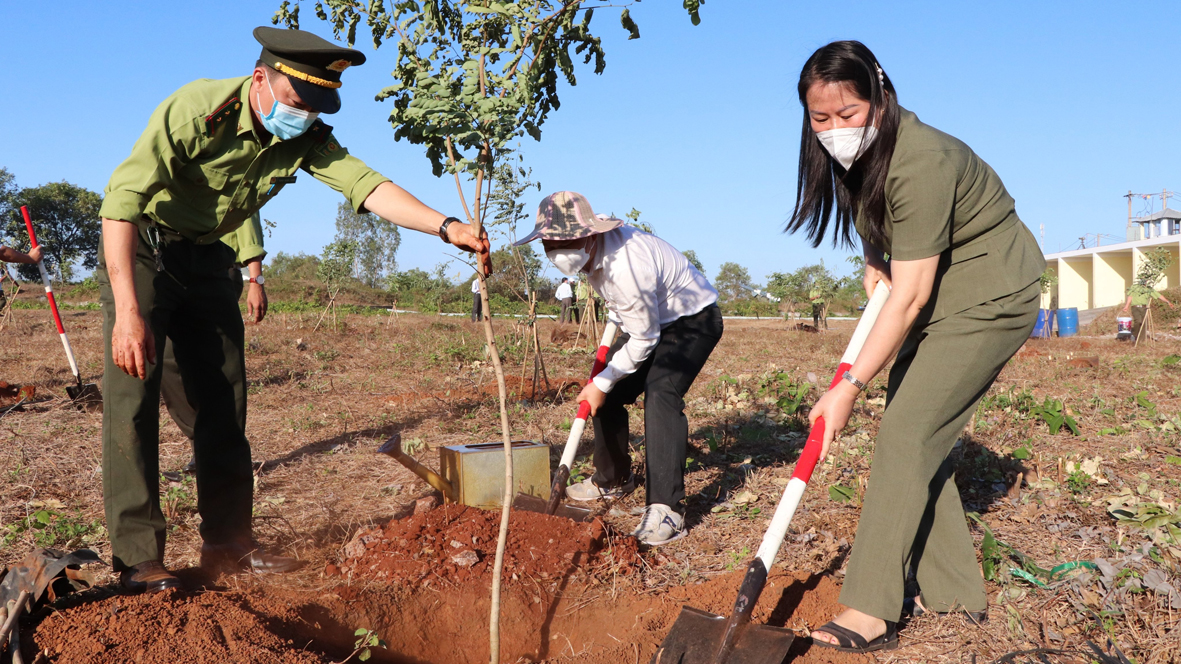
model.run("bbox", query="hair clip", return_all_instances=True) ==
[874,63,885,86]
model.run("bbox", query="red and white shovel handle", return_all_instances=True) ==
[754,281,890,570]
[557,321,619,471]
[21,206,81,382]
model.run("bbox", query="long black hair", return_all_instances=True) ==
[786,41,899,250]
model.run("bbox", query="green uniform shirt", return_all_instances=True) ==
[856,108,1045,321]
[1127,284,1162,307]
[100,76,390,244]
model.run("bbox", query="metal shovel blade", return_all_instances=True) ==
[650,606,794,664]
[66,382,102,413]
[511,492,593,522]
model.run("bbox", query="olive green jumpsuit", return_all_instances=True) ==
[839,108,1046,620]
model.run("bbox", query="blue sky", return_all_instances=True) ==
[3,1,1179,284]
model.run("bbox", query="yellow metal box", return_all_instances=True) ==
[439,440,551,509]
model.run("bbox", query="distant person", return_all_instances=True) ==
[569,276,581,323]
[470,276,482,322]
[96,26,489,594]
[517,191,722,546]
[575,276,591,322]
[788,42,1044,652]
[0,245,40,311]
[809,286,826,329]
[555,277,574,324]
[1120,282,1173,340]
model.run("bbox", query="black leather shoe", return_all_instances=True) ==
[200,540,304,574]
[120,561,182,594]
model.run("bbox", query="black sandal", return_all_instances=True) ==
[904,596,988,624]
[810,620,899,653]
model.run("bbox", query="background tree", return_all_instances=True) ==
[333,202,400,288]
[624,207,655,234]
[682,249,705,275]
[487,157,542,299]
[765,270,808,319]
[714,261,754,302]
[4,180,102,282]
[0,168,17,223]
[315,239,357,331]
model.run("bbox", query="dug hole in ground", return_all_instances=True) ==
[2,305,1178,663]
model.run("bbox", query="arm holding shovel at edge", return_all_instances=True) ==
[0,244,42,265]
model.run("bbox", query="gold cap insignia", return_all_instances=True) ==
[326,59,352,73]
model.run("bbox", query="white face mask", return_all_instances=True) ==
[815,125,878,170]
[546,244,591,277]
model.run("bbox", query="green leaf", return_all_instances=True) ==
[359,650,371,662]
[1012,446,1031,460]
[980,528,998,581]
[34,510,53,526]
[1162,354,1181,366]
[1166,456,1181,467]
[828,484,856,503]
[620,8,640,39]
[354,628,368,636]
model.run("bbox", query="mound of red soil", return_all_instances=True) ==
[330,504,638,587]
[32,590,329,664]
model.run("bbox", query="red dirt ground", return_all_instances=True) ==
[329,504,637,586]
[32,590,330,664]
[25,504,862,663]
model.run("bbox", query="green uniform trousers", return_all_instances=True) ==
[98,224,252,571]
[840,280,1040,621]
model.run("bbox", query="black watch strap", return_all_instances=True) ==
[439,217,461,244]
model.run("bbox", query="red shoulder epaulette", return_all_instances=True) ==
[307,120,333,143]
[204,97,241,137]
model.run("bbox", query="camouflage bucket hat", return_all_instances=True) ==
[513,191,624,245]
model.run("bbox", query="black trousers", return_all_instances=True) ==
[591,304,723,511]
[161,268,243,440]
[471,291,482,322]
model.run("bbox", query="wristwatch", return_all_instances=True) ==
[439,216,461,244]
[247,275,266,286]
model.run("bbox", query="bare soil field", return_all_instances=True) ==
[1,301,1179,663]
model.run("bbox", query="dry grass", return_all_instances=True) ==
[1,296,1179,663]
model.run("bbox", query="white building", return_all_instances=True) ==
[1043,208,1181,310]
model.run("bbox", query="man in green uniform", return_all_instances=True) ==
[809,286,826,329]
[98,27,489,594]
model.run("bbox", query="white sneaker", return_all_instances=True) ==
[632,504,685,546]
[565,477,633,502]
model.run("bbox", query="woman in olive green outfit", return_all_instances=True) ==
[786,42,1045,653]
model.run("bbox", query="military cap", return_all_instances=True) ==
[514,192,624,245]
[253,26,365,114]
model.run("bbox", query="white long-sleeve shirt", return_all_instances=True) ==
[471,278,481,294]
[555,282,573,300]
[587,226,718,393]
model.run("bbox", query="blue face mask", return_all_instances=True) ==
[256,72,319,140]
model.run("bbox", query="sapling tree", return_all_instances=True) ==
[274,3,704,660]
[315,239,356,331]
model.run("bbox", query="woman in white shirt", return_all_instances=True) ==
[516,191,722,545]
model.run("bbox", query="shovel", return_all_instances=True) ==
[0,548,103,658]
[20,206,102,412]
[652,281,890,664]
[512,320,618,521]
